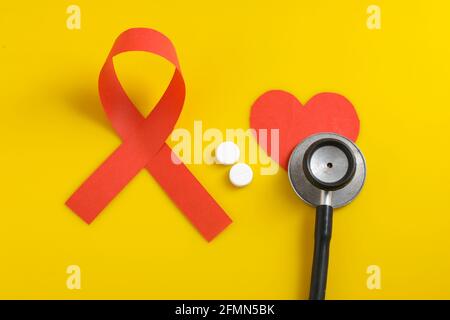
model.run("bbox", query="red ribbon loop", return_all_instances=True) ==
[66,28,232,241]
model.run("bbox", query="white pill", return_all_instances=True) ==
[229,163,253,187]
[215,141,240,165]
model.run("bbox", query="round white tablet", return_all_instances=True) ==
[215,141,240,165]
[229,163,253,187]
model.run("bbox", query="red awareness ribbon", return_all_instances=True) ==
[66,28,232,241]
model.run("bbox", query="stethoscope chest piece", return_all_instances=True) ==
[288,133,366,208]
[288,132,366,300]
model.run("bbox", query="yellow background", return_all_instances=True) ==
[1,1,449,299]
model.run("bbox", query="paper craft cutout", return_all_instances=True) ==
[66,28,232,241]
[250,90,360,169]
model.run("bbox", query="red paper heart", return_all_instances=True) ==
[250,90,360,170]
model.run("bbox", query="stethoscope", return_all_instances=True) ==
[288,132,366,300]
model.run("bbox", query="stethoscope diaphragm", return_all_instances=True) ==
[288,133,366,208]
